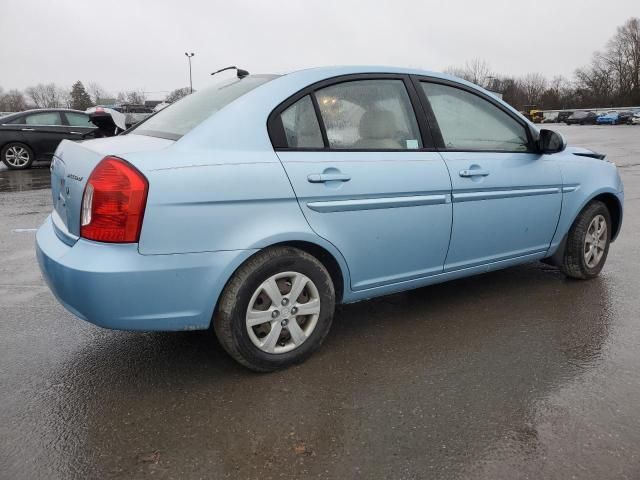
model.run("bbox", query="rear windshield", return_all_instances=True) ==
[130,75,277,140]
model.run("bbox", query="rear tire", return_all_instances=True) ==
[2,143,34,170]
[560,201,611,279]
[214,246,335,372]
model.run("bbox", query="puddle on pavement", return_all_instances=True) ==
[0,164,51,193]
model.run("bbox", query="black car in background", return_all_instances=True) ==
[0,109,96,169]
[618,111,634,124]
[557,111,573,123]
[565,111,599,125]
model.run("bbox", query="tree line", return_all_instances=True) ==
[444,17,639,111]
[0,82,196,113]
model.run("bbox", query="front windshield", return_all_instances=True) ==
[131,74,277,140]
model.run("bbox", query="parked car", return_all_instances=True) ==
[36,66,624,371]
[86,106,128,137]
[597,111,621,125]
[565,111,598,125]
[630,112,640,125]
[556,111,573,123]
[119,103,154,128]
[0,109,96,169]
[541,112,559,123]
[618,111,634,124]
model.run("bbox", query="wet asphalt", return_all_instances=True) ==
[0,125,639,479]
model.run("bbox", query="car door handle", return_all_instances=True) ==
[459,169,490,177]
[307,173,351,183]
[69,131,83,135]
[21,128,35,131]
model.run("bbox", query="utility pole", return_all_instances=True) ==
[185,52,195,93]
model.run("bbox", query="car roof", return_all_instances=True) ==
[15,108,87,115]
[0,108,88,122]
[281,65,468,84]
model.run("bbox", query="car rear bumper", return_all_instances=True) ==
[36,215,256,331]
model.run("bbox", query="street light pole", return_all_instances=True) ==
[185,52,195,93]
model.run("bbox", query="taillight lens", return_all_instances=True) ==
[80,156,148,243]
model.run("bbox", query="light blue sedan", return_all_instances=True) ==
[36,66,624,371]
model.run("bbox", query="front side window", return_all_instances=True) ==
[421,82,530,152]
[65,112,93,127]
[24,112,62,126]
[315,79,422,150]
[280,95,323,148]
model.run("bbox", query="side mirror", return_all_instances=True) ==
[538,129,566,154]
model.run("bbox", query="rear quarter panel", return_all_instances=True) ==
[135,149,350,279]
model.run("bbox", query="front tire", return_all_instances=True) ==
[2,143,34,170]
[561,201,611,279]
[214,246,335,372]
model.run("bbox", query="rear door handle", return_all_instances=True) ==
[69,131,83,135]
[21,128,35,131]
[307,173,351,183]
[459,169,490,177]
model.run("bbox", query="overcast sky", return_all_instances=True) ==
[1,0,638,99]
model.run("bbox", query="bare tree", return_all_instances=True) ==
[575,54,616,105]
[464,59,493,87]
[0,89,28,111]
[443,65,468,80]
[166,87,191,103]
[25,83,64,108]
[573,17,640,106]
[87,82,110,104]
[116,90,146,105]
[519,73,548,105]
[126,90,146,104]
[444,59,493,87]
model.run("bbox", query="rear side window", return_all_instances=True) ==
[132,75,277,140]
[280,96,323,148]
[65,112,93,127]
[421,82,529,152]
[315,80,422,150]
[24,112,62,126]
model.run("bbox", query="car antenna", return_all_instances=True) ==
[211,66,250,79]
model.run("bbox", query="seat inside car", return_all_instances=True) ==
[353,109,401,149]
[295,110,323,148]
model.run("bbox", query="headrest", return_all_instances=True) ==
[358,110,397,139]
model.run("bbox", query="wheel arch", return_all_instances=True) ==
[546,189,623,266]
[209,237,351,328]
[589,192,622,241]
[270,240,346,304]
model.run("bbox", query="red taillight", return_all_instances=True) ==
[80,156,148,243]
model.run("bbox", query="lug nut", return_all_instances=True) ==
[271,310,279,318]
[281,298,289,306]
[291,307,298,314]
[281,319,289,326]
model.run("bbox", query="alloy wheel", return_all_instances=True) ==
[4,146,30,168]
